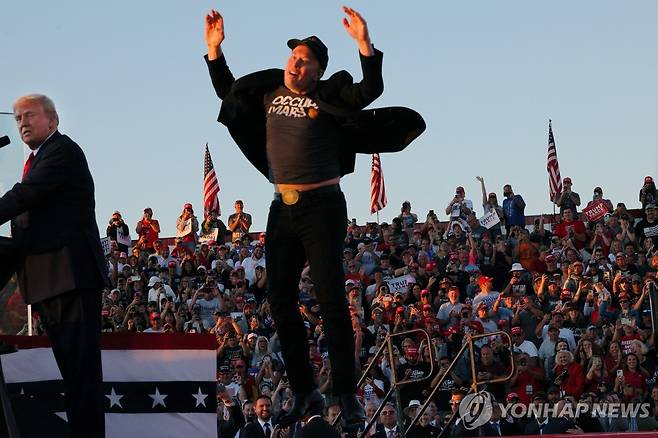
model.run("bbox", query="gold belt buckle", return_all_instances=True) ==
[281,189,300,205]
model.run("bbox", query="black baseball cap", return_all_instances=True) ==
[287,36,329,71]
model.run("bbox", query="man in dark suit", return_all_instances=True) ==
[370,403,401,438]
[291,415,341,438]
[0,94,107,438]
[204,6,425,426]
[240,395,276,438]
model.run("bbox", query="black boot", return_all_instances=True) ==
[339,394,365,424]
[278,389,325,426]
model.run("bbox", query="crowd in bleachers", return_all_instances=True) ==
[33,175,658,436]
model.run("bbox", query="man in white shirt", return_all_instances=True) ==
[146,276,176,309]
[239,244,266,284]
[143,312,165,333]
[511,326,539,366]
[437,286,463,328]
[537,309,576,351]
[538,325,560,370]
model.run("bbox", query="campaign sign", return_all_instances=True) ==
[385,274,414,294]
[582,200,609,223]
[479,211,501,229]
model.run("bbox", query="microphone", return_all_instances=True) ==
[0,136,10,149]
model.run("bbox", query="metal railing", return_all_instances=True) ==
[331,328,435,435]
[331,329,515,437]
[430,330,515,438]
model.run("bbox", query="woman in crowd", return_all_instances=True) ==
[605,340,624,373]
[584,355,610,394]
[553,350,585,398]
[616,352,648,400]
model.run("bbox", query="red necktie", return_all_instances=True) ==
[22,152,35,181]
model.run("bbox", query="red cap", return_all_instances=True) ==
[167,260,177,268]
[444,326,459,336]
[150,312,161,320]
[478,276,493,286]
[183,203,193,209]
[421,289,430,296]
[563,177,572,184]
[506,392,520,402]
[573,261,583,267]
[545,254,556,263]
[422,304,432,311]
[645,176,654,184]
[468,321,484,333]
[396,306,405,314]
[425,262,437,271]
[511,326,523,335]
[497,319,509,327]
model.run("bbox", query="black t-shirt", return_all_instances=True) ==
[635,218,658,247]
[264,86,341,184]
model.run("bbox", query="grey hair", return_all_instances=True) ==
[631,339,648,355]
[557,350,574,362]
[13,94,59,123]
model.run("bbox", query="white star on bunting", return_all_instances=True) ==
[149,387,168,408]
[192,387,208,408]
[105,387,124,408]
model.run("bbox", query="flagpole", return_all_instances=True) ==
[376,211,380,224]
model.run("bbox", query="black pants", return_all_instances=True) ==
[266,190,355,395]
[34,289,104,438]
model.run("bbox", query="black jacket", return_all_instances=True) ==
[292,417,341,438]
[205,50,425,181]
[0,131,107,303]
[240,420,275,438]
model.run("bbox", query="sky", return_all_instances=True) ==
[1,1,657,237]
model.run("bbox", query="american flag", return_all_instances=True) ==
[370,153,387,214]
[546,120,562,202]
[203,143,221,216]
[0,334,218,438]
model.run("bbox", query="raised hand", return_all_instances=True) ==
[342,6,374,55]
[205,9,224,59]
